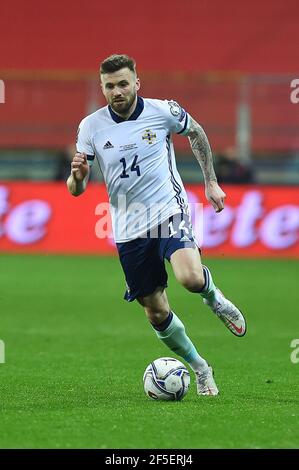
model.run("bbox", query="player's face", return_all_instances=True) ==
[101,68,140,117]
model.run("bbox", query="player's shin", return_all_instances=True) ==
[151,311,208,373]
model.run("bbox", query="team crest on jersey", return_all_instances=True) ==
[142,129,157,144]
[168,100,186,122]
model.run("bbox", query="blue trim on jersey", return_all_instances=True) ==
[166,138,184,209]
[108,96,144,123]
[177,113,189,135]
[179,108,186,123]
[166,135,186,210]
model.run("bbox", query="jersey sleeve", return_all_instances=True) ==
[76,117,95,167]
[162,100,190,135]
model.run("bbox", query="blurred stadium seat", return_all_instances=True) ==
[0,73,298,183]
[0,0,299,184]
[0,0,298,256]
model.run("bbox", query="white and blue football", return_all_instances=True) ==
[143,357,190,401]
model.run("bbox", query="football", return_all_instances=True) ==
[143,357,190,401]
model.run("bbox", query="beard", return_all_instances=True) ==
[110,91,137,116]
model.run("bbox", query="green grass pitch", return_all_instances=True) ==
[0,254,298,449]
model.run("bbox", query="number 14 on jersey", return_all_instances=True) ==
[120,155,141,178]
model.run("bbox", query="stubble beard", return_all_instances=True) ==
[110,91,137,117]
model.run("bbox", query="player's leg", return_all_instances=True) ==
[116,234,218,395]
[170,246,247,337]
[137,287,219,396]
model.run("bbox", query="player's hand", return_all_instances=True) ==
[71,152,89,181]
[205,181,226,213]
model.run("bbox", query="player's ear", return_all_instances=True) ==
[99,77,105,95]
[136,77,141,91]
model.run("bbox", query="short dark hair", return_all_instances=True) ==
[100,54,136,75]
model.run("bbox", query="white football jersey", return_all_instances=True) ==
[76,97,190,242]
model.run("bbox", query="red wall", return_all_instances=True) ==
[0,0,298,74]
[2,77,299,151]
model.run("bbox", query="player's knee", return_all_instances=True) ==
[144,307,169,326]
[178,270,205,293]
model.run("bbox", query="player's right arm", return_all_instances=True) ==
[67,152,89,196]
[185,116,226,213]
[67,117,94,196]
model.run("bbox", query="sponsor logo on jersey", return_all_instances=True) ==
[103,141,114,149]
[142,129,157,144]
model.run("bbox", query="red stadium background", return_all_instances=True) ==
[0,0,297,74]
[0,0,298,258]
[1,0,299,151]
[1,182,298,257]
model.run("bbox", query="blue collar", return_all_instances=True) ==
[108,96,144,123]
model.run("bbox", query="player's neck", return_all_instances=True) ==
[113,95,138,121]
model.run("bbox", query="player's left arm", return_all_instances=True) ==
[185,116,226,213]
